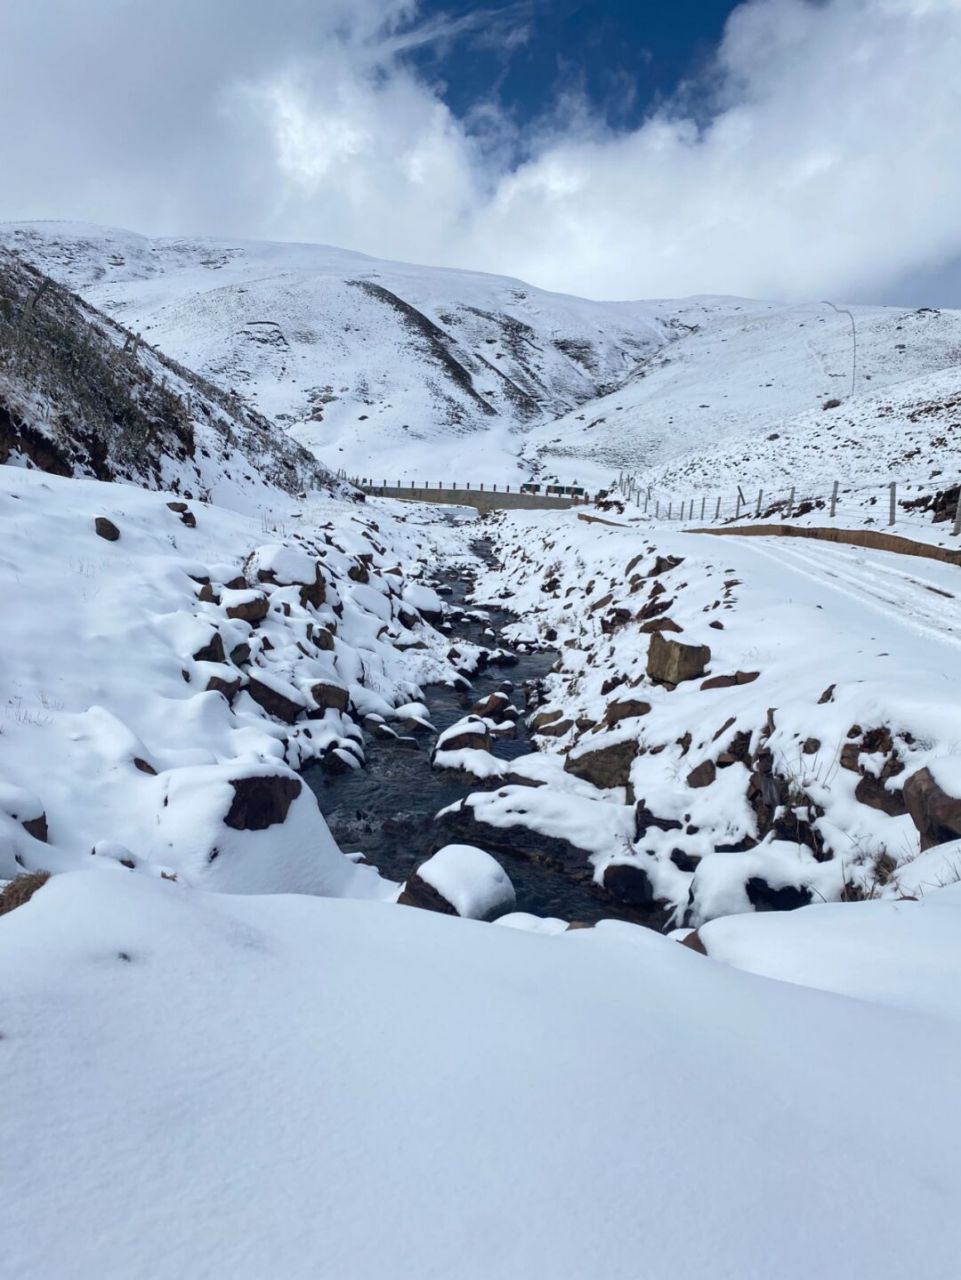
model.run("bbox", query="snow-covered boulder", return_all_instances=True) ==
[433,716,492,755]
[402,582,445,621]
[151,762,368,897]
[398,844,516,920]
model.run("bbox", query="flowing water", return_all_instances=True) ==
[306,556,632,923]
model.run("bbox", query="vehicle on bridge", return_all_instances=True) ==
[520,482,542,494]
[545,483,586,497]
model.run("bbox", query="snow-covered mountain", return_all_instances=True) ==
[520,296,961,487]
[0,221,668,485]
[4,220,961,493]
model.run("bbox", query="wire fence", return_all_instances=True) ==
[613,472,961,537]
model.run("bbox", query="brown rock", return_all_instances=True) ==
[531,708,564,731]
[472,691,512,721]
[647,632,710,685]
[537,718,574,738]
[687,760,716,788]
[299,570,327,610]
[903,767,961,849]
[206,675,241,700]
[565,738,638,788]
[855,773,907,817]
[192,631,226,664]
[94,516,120,541]
[640,617,683,633]
[679,929,707,955]
[22,813,48,842]
[311,681,350,713]
[246,675,305,724]
[437,721,492,753]
[604,698,651,726]
[647,554,683,577]
[802,737,821,755]
[225,593,269,623]
[224,774,302,830]
[397,872,459,916]
[701,673,737,690]
[133,757,157,776]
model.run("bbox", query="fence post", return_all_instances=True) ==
[644,492,649,513]
[700,496,706,521]
[786,485,795,518]
[668,501,672,519]
[889,481,896,526]
[656,500,660,519]
[830,480,839,519]
[715,496,721,521]
[755,489,763,518]
[953,491,961,536]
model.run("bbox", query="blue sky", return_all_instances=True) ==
[407,1,739,135]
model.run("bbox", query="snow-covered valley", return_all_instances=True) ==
[3,223,961,1278]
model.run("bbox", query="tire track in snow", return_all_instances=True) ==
[730,536,961,651]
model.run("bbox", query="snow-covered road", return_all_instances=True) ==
[711,534,961,653]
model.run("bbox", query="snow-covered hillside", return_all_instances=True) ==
[5,221,960,495]
[521,296,961,487]
[0,221,667,484]
[0,248,336,513]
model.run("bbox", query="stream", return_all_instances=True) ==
[306,546,633,924]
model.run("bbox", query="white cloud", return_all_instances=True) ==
[2,0,961,303]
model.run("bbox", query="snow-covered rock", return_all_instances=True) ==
[398,844,516,920]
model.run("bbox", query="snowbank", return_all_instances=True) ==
[3,870,961,1279]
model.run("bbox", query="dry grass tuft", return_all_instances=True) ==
[0,870,51,917]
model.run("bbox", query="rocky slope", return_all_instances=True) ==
[0,248,337,511]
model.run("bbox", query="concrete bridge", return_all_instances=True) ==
[358,482,581,513]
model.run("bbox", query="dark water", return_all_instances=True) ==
[304,557,626,923]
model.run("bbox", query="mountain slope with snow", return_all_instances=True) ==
[5,221,961,493]
[0,221,668,484]
[519,296,961,486]
[0,248,337,513]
